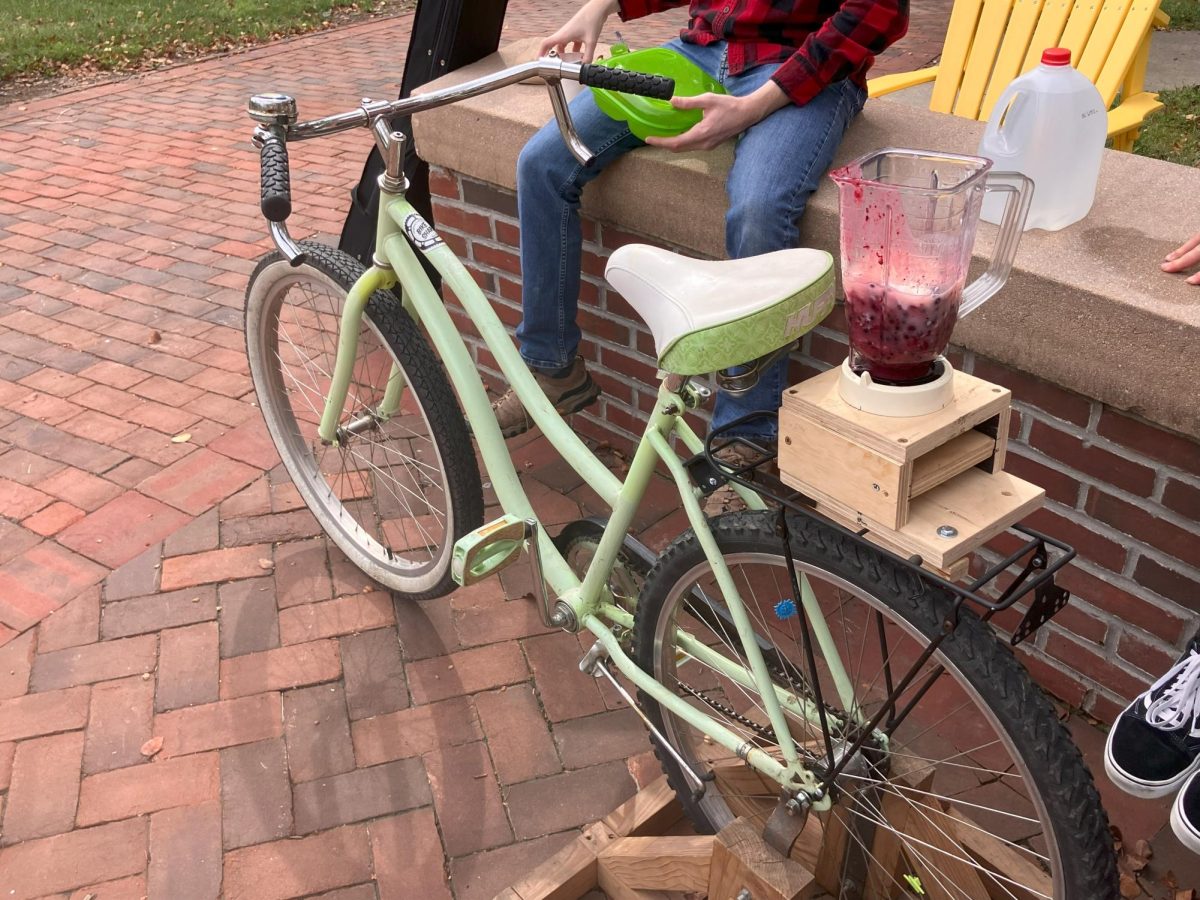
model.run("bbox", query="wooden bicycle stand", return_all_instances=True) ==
[494,762,1053,900]
[492,776,818,900]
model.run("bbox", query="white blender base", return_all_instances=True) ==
[838,356,955,417]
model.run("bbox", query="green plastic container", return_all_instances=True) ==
[590,44,726,139]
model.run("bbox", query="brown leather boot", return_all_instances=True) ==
[492,358,601,439]
[702,440,778,517]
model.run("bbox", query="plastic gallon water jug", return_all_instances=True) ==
[978,48,1107,231]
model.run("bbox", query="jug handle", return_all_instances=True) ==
[959,171,1034,317]
[983,88,1026,154]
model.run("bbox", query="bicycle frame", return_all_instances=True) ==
[306,171,879,804]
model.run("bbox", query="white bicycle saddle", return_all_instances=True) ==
[604,244,836,376]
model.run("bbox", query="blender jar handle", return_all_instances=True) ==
[959,171,1034,317]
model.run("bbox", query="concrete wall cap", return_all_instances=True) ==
[412,41,1200,438]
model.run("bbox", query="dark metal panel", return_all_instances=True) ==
[339,0,511,266]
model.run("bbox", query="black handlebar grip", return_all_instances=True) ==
[578,65,674,101]
[259,133,292,223]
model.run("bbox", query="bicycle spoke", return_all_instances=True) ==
[841,786,1051,900]
[838,789,989,900]
[362,435,445,481]
[343,446,445,538]
[883,747,1025,782]
[828,805,925,900]
[679,593,780,743]
[837,771,1046,837]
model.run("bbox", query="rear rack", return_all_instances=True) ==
[698,411,1074,646]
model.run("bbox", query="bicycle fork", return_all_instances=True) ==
[312,265,409,445]
[314,120,412,446]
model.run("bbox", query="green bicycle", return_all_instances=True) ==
[243,57,1117,899]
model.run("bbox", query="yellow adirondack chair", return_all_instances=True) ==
[868,0,1170,151]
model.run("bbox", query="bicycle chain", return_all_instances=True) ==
[675,668,859,751]
[675,676,894,814]
[676,679,778,742]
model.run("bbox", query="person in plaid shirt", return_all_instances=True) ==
[491,0,909,459]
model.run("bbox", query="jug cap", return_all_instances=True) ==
[1041,47,1072,66]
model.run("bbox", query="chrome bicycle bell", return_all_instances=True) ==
[248,93,298,126]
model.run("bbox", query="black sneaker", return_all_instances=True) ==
[1104,634,1200,798]
[1172,770,1200,853]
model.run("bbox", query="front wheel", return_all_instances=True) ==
[634,510,1117,899]
[245,242,483,598]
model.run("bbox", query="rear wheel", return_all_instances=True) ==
[245,242,483,598]
[634,510,1117,899]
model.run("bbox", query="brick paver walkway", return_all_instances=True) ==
[7,2,1176,898]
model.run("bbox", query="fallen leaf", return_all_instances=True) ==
[171,432,191,443]
[1134,839,1152,860]
[258,558,274,569]
[148,330,161,344]
[140,736,164,757]
[1120,873,1142,898]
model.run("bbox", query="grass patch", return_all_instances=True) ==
[1156,0,1195,29]
[1161,0,1200,29]
[1133,85,1200,166]
[0,0,394,81]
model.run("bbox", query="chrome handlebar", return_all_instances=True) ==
[268,58,595,165]
[247,56,674,265]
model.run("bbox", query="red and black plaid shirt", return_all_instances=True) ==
[618,0,908,106]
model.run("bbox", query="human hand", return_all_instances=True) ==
[539,0,618,64]
[644,81,789,152]
[1162,231,1200,286]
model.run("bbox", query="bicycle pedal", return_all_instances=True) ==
[451,514,529,587]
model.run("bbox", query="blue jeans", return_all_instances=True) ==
[515,38,866,438]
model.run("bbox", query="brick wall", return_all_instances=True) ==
[428,165,1200,724]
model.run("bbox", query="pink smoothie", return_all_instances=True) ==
[844,280,963,383]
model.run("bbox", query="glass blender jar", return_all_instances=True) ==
[830,149,1032,416]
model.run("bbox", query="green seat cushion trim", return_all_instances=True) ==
[657,266,836,376]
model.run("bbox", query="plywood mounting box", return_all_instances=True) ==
[779,367,1044,573]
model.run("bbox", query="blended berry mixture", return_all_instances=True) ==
[844,280,963,383]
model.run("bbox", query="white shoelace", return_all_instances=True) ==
[1144,649,1200,736]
